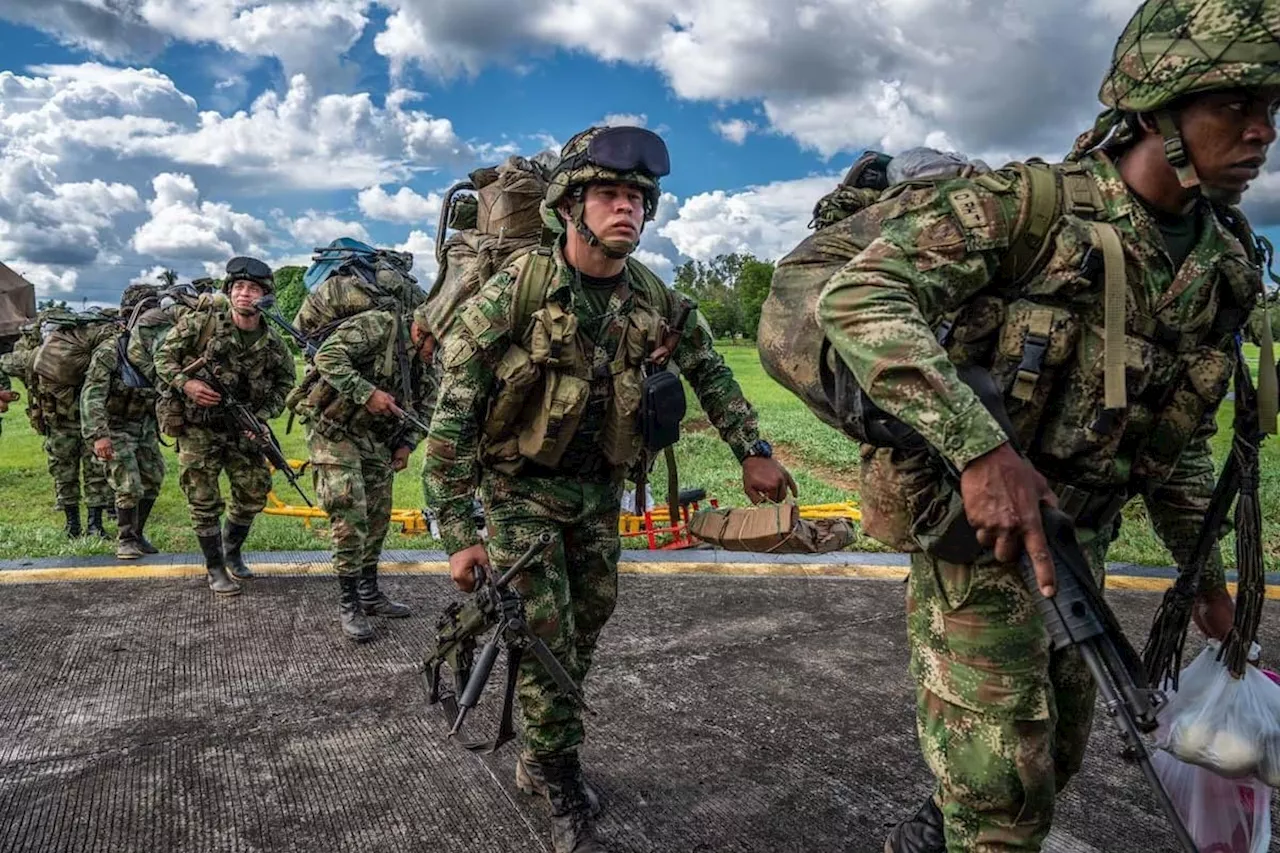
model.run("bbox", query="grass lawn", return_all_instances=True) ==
[1,345,1276,570]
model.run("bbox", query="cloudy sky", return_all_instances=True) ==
[3,0,1280,306]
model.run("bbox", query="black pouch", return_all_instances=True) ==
[640,366,685,452]
[117,335,151,389]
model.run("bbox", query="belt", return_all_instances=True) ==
[1050,480,1129,531]
[521,453,616,483]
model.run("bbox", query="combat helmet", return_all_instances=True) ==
[1070,0,1280,187]
[120,283,159,311]
[223,256,275,295]
[541,125,671,258]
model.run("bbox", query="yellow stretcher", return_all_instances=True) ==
[263,460,860,547]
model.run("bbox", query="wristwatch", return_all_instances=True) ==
[744,439,773,460]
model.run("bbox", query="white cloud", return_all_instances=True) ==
[130,264,172,286]
[395,228,438,281]
[658,174,837,263]
[600,113,647,128]
[358,185,442,224]
[131,172,271,261]
[283,211,371,247]
[15,263,78,297]
[632,248,674,281]
[712,118,756,145]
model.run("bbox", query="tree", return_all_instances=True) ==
[37,299,69,311]
[672,252,774,339]
[272,266,307,352]
[737,258,775,339]
[157,269,178,288]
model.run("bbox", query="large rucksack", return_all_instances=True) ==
[125,290,227,389]
[758,147,1067,434]
[294,239,425,349]
[31,309,120,388]
[418,152,559,339]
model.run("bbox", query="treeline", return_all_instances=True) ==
[672,253,775,340]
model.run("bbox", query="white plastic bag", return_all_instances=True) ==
[1157,641,1280,785]
[1151,750,1271,853]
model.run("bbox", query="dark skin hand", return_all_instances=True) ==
[1192,585,1236,642]
[960,442,1059,597]
[742,456,798,504]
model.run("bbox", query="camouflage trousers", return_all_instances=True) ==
[100,417,165,509]
[480,470,623,757]
[307,429,395,579]
[44,417,112,509]
[176,426,271,536]
[906,528,1111,852]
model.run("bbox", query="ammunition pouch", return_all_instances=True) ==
[157,392,186,438]
[517,371,589,467]
[1133,346,1234,482]
[484,345,539,444]
[639,366,685,453]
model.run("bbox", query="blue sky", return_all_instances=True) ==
[1,0,1278,305]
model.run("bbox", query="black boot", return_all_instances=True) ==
[223,520,254,580]
[198,531,242,596]
[115,506,144,560]
[136,497,159,554]
[357,566,410,617]
[105,505,117,520]
[883,794,946,853]
[85,506,109,540]
[517,752,602,818]
[338,576,373,642]
[536,752,607,853]
[62,504,82,539]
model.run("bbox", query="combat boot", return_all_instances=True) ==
[62,504,81,538]
[85,506,109,540]
[114,506,145,560]
[198,531,242,596]
[223,520,255,580]
[537,751,607,853]
[338,576,374,642]
[883,794,946,853]
[517,752,602,818]
[357,566,410,617]
[135,497,159,554]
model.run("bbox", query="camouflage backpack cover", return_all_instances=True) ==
[418,153,559,340]
[31,308,120,388]
[294,238,425,348]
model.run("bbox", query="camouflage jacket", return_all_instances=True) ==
[818,152,1266,590]
[154,304,294,425]
[80,334,156,441]
[426,243,761,555]
[299,309,434,452]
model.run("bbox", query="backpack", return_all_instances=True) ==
[31,309,120,388]
[419,152,559,339]
[758,148,1070,434]
[125,291,226,389]
[294,239,425,348]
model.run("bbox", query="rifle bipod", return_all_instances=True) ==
[423,532,591,752]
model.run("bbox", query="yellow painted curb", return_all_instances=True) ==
[0,560,1276,599]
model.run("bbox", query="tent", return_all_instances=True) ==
[0,262,36,339]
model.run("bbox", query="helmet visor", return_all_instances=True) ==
[562,127,671,178]
[226,256,273,284]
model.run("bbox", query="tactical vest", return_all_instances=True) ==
[477,249,672,475]
[103,334,155,424]
[852,162,1264,550]
[290,312,425,444]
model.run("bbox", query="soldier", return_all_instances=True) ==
[0,366,17,433]
[425,125,795,853]
[155,257,295,595]
[291,303,433,641]
[81,284,166,560]
[815,2,1280,850]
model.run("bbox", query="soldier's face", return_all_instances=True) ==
[580,182,645,244]
[1180,87,1280,202]
[229,279,265,315]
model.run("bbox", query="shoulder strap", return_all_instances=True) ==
[510,247,558,340]
[1000,161,1062,283]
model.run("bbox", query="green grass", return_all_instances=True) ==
[1,346,1277,569]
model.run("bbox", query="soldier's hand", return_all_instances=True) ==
[0,389,18,412]
[183,379,221,407]
[391,446,411,472]
[960,442,1059,597]
[93,437,114,461]
[742,456,799,504]
[448,544,490,593]
[365,389,403,418]
[1192,585,1236,642]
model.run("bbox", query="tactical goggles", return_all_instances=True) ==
[225,256,273,284]
[558,127,671,179]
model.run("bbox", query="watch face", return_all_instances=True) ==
[754,440,772,458]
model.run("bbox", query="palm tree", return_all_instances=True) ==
[157,269,179,288]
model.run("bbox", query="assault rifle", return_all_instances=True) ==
[180,356,313,507]
[940,366,1197,852]
[254,295,318,359]
[424,532,587,752]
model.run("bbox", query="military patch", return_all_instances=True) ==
[947,189,989,229]
[442,336,476,369]
[460,304,491,339]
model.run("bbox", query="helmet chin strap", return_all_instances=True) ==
[1155,111,1200,189]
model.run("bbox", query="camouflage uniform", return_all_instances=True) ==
[294,309,431,639]
[427,240,761,755]
[816,4,1279,850]
[154,281,294,591]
